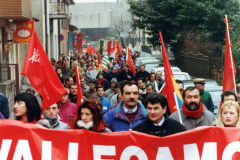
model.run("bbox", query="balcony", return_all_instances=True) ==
[0,0,32,20]
[49,1,68,19]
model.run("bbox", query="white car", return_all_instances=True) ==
[151,66,181,73]
[162,72,191,80]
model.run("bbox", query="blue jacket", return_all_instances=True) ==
[0,94,9,119]
[103,101,147,132]
[99,96,112,113]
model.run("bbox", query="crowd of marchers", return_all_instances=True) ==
[2,50,240,137]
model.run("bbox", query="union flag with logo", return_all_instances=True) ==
[21,30,67,109]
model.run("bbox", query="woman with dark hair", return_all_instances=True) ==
[146,72,160,92]
[97,72,109,91]
[14,93,42,123]
[72,100,111,132]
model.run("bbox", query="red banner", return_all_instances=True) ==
[1,120,240,160]
[13,20,34,43]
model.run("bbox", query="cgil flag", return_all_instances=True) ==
[22,30,67,109]
[159,32,183,117]
[102,54,110,68]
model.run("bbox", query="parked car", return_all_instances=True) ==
[162,72,191,80]
[135,57,156,68]
[182,79,219,89]
[138,60,163,72]
[205,86,223,115]
[151,66,181,73]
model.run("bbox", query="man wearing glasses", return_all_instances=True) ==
[194,78,214,113]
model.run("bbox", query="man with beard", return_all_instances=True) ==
[103,81,147,132]
[169,86,216,130]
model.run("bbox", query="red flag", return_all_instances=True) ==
[107,41,111,55]
[86,45,92,56]
[159,32,183,114]
[111,40,115,53]
[127,47,136,76]
[119,44,123,52]
[223,17,236,92]
[92,47,96,54]
[75,65,84,107]
[115,41,121,59]
[76,32,83,50]
[21,30,67,109]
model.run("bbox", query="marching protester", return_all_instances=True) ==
[105,67,121,82]
[71,100,111,133]
[146,72,160,92]
[156,71,165,90]
[64,77,73,88]
[169,86,216,130]
[68,83,78,104]
[56,67,66,84]
[134,65,149,82]
[133,92,186,137]
[97,72,109,91]
[86,61,97,81]
[38,103,69,129]
[119,64,134,81]
[58,93,77,124]
[14,93,42,123]
[96,85,112,113]
[0,93,10,119]
[83,79,97,99]
[194,78,214,113]
[80,76,89,92]
[215,101,240,127]
[137,77,147,98]
[176,79,184,97]
[103,81,147,132]
[104,78,117,99]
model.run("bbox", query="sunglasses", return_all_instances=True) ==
[199,83,205,85]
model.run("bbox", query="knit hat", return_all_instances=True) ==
[111,78,117,83]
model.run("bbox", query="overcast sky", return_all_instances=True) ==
[74,0,116,3]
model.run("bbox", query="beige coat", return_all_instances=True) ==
[169,104,216,130]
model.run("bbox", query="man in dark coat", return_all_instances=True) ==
[120,65,134,81]
[133,92,186,137]
[134,65,149,82]
[105,67,121,82]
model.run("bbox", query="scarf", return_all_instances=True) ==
[98,78,104,85]
[182,103,203,118]
[77,120,105,132]
[43,114,60,129]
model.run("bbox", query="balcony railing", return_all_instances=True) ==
[49,1,68,19]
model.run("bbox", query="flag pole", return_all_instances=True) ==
[225,15,237,94]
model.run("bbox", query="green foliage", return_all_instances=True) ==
[127,0,240,46]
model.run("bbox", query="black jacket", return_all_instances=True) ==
[120,70,134,81]
[106,72,121,82]
[132,117,186,137]
[134,70,149,82]
[97,79,109,91]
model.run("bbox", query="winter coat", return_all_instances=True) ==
[103,101,147,132]
[58,101,77,124]
[133,117,186,137]
[134,70,149,82]
[99,96,112,113]
[120,70,134,81]
[0,94,9,119]
[200,90,214,113]
[86,67,97,80]
[169,104,216,130]
[106,72,121,82]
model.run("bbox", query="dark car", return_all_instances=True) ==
[182,79,219,89]
[205,86,223,115]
